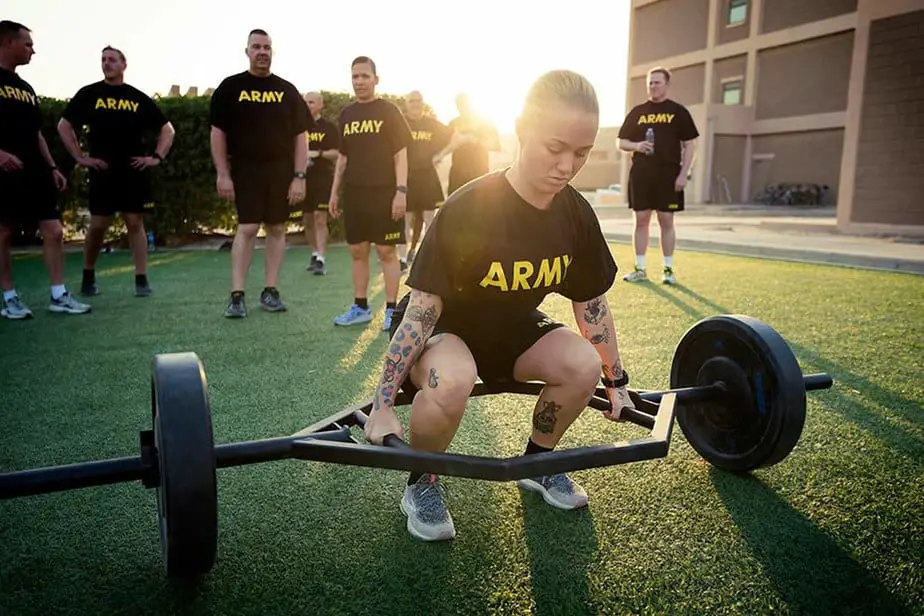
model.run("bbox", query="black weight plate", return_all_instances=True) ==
[670,315,806,472]
[151,352,218,578]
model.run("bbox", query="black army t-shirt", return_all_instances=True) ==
[210,71,314,163]
[618,99,698,171]
[306,116,339,179]
[407,116,451,172]
[406,171,618,332]
[448,115,498,179]
[61,82,168,164]
[0,68,42,163]
[339,98,412,187]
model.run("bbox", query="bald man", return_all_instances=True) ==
[302,91,340,275]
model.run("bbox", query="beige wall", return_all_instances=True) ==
[761,0,859,34]
[716,0,752,45]
[755,31,854,119]
[713,135,748,202]
[712,54,748,103]
[751,129,845,198]
[851,8,924,225]
[633,0,711,64]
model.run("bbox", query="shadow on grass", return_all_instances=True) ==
[652,282,924,465]
[710,469,911,615]
[519,489,600,616]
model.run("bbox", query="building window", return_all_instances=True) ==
[727,0,747,26]
[722,80,743,105]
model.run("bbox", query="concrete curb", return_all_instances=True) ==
[603,232,924,275]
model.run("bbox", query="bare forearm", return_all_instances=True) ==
[209,127,230,175]
[321,149,338,161]
[56,120,84,161]
[331,154,347,195]
[36,133,57,168]
[156,123,176,158]
[618,139,639,153]
[373,291,443,412]
[294,133,308,171]
[573,296,624,380]
[680,140,696,176]
[394,147,408,186]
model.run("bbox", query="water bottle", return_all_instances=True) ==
[645,128,655,156]
[147,231,156,252]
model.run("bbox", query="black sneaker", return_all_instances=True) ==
[135,283,152,297]
[224,292,246,318]
[260,287,287,312]
[313,258,327,276]
[307,255,319,272]
[80,283,100,296]
[400,259,408,274]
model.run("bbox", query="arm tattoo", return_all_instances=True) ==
[583,297,608,325]
[588,326,611,345]
[603,361,623,380]
[428,368,439,389]
[406,303,439,333]
[533,400,561,434]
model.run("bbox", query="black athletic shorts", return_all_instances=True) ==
[628,164,685,212]
[0,164,60,225]
[304,173,332,214]
[389,292,566,398]
[342,184,405,245]
[231,159,294,225]
[88,166,154,216]
[408,167,444,212]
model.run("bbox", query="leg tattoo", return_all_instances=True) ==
[428,367,439,389]
[533,400,561,434]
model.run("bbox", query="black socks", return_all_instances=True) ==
[135,274,148,287]
[525,439,553,455]
[82,269,94,286]
[355,297,368,309]
[386,301,396,310]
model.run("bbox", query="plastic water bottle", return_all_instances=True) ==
[147,231,156,252]
[645,128,655,156]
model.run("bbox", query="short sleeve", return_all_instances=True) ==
[209,81,231,130]
[389,103,412,153]
[404,206,459,298]
[322,121,339,151]
[337,111,349,155]
[678,106,699,141]
[617,109,639,141]
[61,87,89,126]
[558,195,618,302]
[141,96,168,131]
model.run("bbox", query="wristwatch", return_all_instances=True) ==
[601,370,629,388]
[396,185,407,194]
[294,171,307,179]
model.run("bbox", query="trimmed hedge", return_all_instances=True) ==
[33,90,429,246]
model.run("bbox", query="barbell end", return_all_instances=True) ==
[803,373,833,391]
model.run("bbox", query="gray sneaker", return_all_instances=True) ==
[400,474,456,541]
[135,282,152,297]
[622,267,648,282]
[224,293,247,318]
[48,292,91,315]
[260,287,287,312]
[517,473,589,510]
[1,295,34,320]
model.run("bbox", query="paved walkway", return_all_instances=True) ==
[593,204,923,274]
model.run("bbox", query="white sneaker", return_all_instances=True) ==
[48,292,91,315]
[622,267,648,282]
[1,295,34,320]
[662,267,677,285]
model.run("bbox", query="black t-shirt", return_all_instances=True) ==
[406,115,451,172]
[618,99,699,171]
[448,115,498,178]
[0,68,42,164]
[209,71,314,164]
[339,98,412,187]
[406,170,618,334]
[61,81,168,165]
[306,116,339,178]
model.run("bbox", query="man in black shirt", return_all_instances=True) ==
[209,29,313,318]
[618,66,699,285]
[301,91,339,276]
[402,90,458,267]
[0,20,91,320]
[363,70,636,542]
[58,45,175,298]
[447,92,500,195]
[329,56,412,332]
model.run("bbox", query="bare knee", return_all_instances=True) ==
[348,243,370,260]
[417,363,477,415]
[553,341,601,394]
[89,216,111,233]
[634,211,653,228]
[40,220,64,244]
[657,212,674,230]
[313,211,328,227]
[376,245,397,264]
[123,214,144,234]
[236,223,260,240]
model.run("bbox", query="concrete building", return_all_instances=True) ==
[622,0,924,236]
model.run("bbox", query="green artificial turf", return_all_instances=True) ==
[0,244,921,616]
